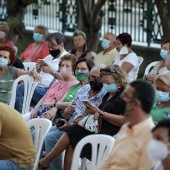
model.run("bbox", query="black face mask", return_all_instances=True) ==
[50,49,61,58]
[89,79,103,91]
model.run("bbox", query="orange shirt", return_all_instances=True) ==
[21,42,49,62]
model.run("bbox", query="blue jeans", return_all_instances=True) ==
[0,160,33,170]
[45,126,64,170]
[31,126,64,170]
[15,83,49,113]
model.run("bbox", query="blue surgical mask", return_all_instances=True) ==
[33,33,43,42]
[160,49,169,60]
[75,72,88,81]
[103,83,117,93]
[0,58,8,68]
[101,39,110,49]
[156,90,170,102]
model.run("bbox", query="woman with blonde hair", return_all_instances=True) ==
[38,65,128,170]
[150,71,170,122]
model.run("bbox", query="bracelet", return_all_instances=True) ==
[99,111,104,117]
[53,100,57,107]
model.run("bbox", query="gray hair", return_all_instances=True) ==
[46,32,65,45]
[34,25,48,37]
[73,30,86,39]
[90,64,106,73]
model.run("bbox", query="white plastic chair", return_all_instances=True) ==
[9,75,38,114]
[71,134,115,170]
[27,118,52,170]
[144,61,159,76]
[23,62,36,71]
[138,56,144,66]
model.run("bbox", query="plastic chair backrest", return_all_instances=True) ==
[9,75,38,114]
[71,134,115,170]
[144,61,159,76]
[23,62,36,71]
[138,56,144,66]
[27,118,52,170]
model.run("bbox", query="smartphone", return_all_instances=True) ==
[56,119,65,128]
[82,100,91,105]
[38,59,47,66]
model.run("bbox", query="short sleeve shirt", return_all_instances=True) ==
[0,66,18,104]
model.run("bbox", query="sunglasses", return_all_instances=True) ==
[100,68,119,76]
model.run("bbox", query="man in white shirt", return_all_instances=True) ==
[15,32,68,113]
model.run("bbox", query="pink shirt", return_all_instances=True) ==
[21,42,49,62]
[43,79,79,103]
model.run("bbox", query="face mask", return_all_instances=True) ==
[147,139,170,160]
[101,39,110,49]
[89,79,103,91]
[33,33,43,42]
[0,58,8,68]
[103,83,117,93]
[50,49,61,58]
[60,68,72,78]
[160,49,169,60]
[156,90,170,102]
[0,31,5,39]
[119,46,128,55]
[75,72,88,81]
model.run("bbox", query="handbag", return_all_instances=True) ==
[77,112,102,134]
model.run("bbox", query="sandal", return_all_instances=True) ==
[38,162,49,170]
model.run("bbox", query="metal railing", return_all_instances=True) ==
[0,0,163,47]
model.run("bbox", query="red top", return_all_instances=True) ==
[20,42,49,62]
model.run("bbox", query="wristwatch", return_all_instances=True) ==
[52,70,57,77]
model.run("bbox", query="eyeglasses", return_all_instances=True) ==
[100,68,119,76]
[75,67,87,72]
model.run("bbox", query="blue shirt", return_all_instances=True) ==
[69,84,106,123]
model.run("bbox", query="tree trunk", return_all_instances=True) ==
[155,0,170,40]
[77,0,107,52]
[6,0,30,45]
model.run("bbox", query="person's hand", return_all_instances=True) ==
[145,74,156,81]
[30,110,37,119]
[32,70,42,82]
[44,102,53,108]
[67,104,76,114]
[38,157,50,170]
[58,119,71,131]
[84,102,100,114]
[36,61,41,72]
[41,63,53,74]
[43,107,58,120]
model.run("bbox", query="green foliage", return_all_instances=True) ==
[7,17,19,30]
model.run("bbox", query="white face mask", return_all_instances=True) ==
[119,46,128,55]
[147,139,170,160]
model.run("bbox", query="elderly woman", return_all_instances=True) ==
[24,54,79,121]
[38,65,128,170]
[20,25,49,62]
[0,45,41,104]
[0,22,14,47]
[150,71,170,122]
[145,39,170,83]
[113,33,139,82]
[69,30,93,60]
[147,118,170,170]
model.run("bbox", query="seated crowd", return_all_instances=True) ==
[0,22,170,170]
